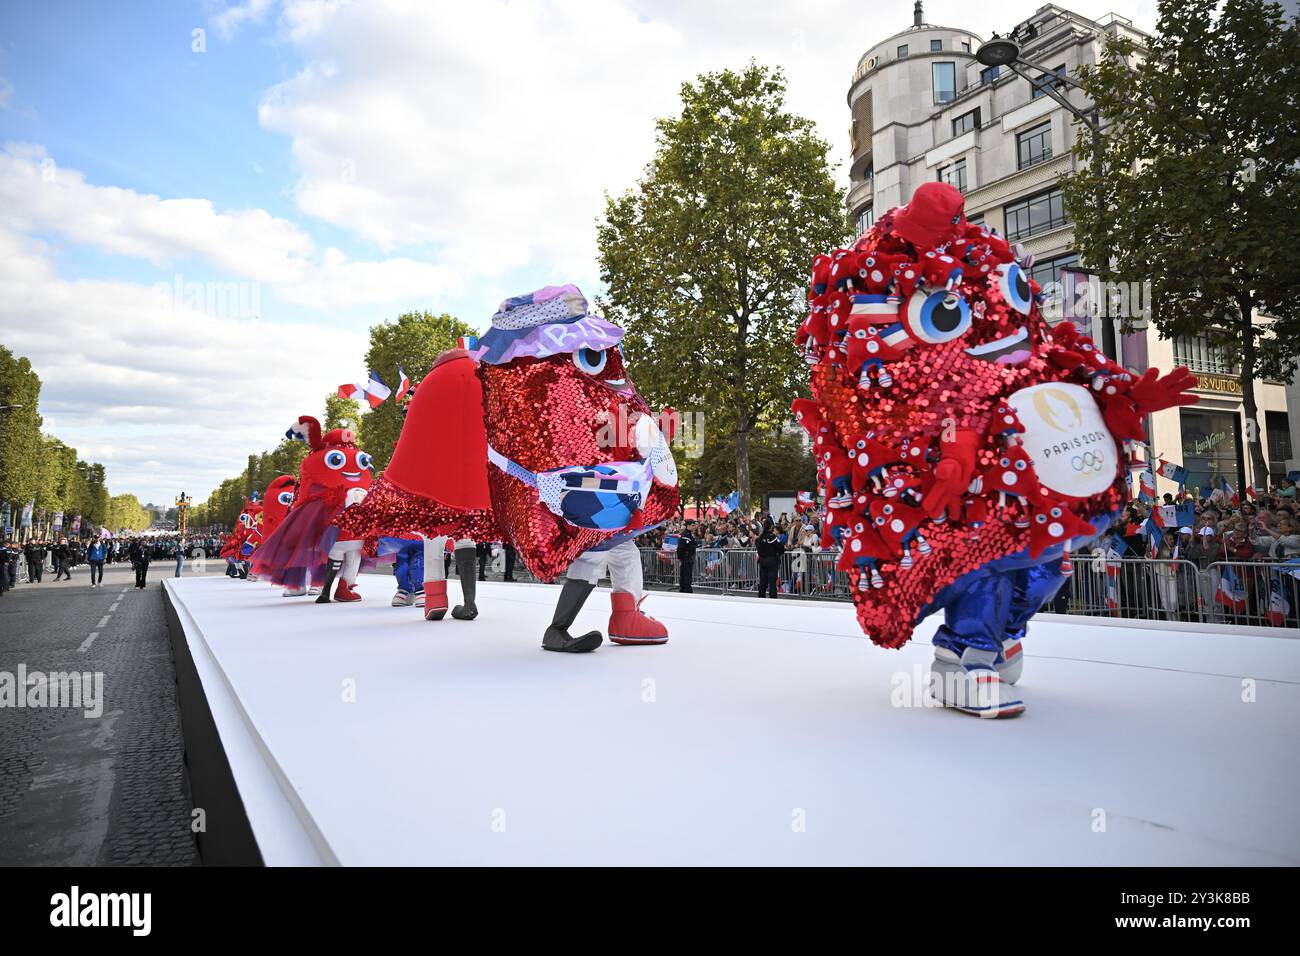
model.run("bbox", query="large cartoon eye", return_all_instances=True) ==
[277,491,294,506]
[995,262,1034,314]
[905,289,971,344]
[239,513,252,528]
[573,348,608,375]
[324,450,347,470]
[357,452,374,471]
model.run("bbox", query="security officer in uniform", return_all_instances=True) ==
[677,519,698,593]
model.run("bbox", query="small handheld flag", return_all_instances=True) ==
[365,371,392,409]
[395,367,411,403]
[1156,459,1188,487]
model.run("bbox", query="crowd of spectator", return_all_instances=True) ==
[631,477,1300,624]
[0,532,225,594]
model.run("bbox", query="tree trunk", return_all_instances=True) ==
[1238,291,1269,491]
[735,425,751,517]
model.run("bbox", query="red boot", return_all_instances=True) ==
[424,580,448,621]
[335,579,362,602]
[608,591,668,645]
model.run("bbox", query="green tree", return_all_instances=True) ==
[597,62,845,510]
[356,311,475,472]
[324,391,361,432]
[0,345,46,511]
[691,428,816,511]
[1063,0,1300,486]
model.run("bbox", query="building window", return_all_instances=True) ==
[1266,411,1292,467]
[1180,408,1241,496]
[931,39,943,52]
[932,62,956,104]
[952,108,980,137]
[1016,121,1053,169]
[1027,252,1080,291]
[856,207,875,236]
[961,41,971,53]
[980,65,1000,84]
[1173,334,1239,375]
[966,212,985,228]
[898,44,909,58]
[938,158,967,193]
[1031,64,1068,99]
[1004,188,1068,241]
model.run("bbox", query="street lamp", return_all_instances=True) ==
[976,33,1117,361]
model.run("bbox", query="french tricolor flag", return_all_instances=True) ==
[365,370,392,409]
[849,294,899,323]
[395,367,411,403]
[337,382,367,402]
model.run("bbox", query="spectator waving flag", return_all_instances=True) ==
[715,491,739,516]
[395,367,411,402]
[1266,571,1291,627]
[1137,466,1156,503]
[1156,459,1189,488]
[365,370,392,409]
[1142,515,1162,556]
[1217,475,1239,505]
[1216,564,1247,612]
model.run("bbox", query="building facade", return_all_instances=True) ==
[845,2,1297,495]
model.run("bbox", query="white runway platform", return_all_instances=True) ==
[164,574,1300,866]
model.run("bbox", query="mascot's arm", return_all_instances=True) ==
[923,428,980,520]
[1046,325,1199,442]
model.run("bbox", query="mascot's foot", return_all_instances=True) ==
[424,580,448,621]
[415,590,426,608]
[316,559,342,603]
[997,636,1024,685]
[392,589,415,607]
[451,547,478,620]
[335,580,362,602]
[308,586,321,596]
[930,647,1024,718]
[608,591,668,645]
[282,585,307,597]
[542,579,601,653]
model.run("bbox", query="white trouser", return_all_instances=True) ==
[420,536,475,581]
[567,539,642,598]
[328,538,362,584]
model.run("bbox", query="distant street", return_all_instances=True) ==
[0,557,224,865]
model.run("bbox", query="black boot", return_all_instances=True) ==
[317,559,342,604]
[451,547,479,620]
[542,579,602,652]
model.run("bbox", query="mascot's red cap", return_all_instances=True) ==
[891,181,967,250]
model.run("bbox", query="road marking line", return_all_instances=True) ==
[121,588,130,594]
[96,615,110,628]
[79,632,100,653]
[109,602,120,612]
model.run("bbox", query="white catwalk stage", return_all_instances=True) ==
[163,573,1300,866]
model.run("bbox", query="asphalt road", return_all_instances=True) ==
[0,557,221,866]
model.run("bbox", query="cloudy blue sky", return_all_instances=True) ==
[0,0,1157,507]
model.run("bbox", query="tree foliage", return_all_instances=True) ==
[1062,0,1300,483]
[1,344,118,537]
[597,62,845,510]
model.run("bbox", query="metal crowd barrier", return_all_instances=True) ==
[631,547,1300,630]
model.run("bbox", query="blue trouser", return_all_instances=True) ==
[923,513,1113,655]
[393,542,424,593]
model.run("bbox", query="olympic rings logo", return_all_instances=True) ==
[1071,451,1106,473]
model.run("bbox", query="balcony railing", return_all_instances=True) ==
[1017,146,1054,171]
[1006,213,1070,242]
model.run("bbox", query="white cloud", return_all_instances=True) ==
[254,0,1155,291]
[212,0,277,39]
[0,223,367,506]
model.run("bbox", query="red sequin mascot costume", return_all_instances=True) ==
[335,352,498,620]
[220,496,262,579]
[797,182,1198,716]
[477,285,679,651]
[252,416,375,603]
